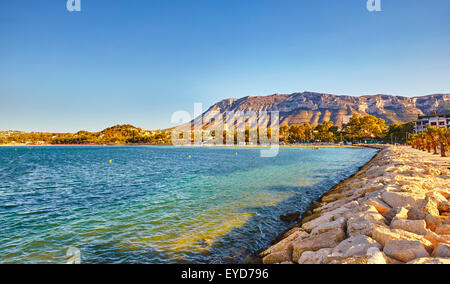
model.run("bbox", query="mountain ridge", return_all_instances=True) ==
[201,92,450,127]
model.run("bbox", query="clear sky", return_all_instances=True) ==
[1,0,449,132]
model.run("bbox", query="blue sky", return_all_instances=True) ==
[1,0,449,132]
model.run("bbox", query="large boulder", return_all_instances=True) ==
[407,258,450,264]
[435,224,450,235]
[302,206,349,233]
[259,230,309,258]
[433,243,450,258]
[391,219,428,236]
[439,202,450,213]
[426,192,449,204]
[424,231,450,249]
[312,200,359,216]
[367,247,389,264]
[310,217,346,236]
[393,207,409,220]
[361,183,385,196]
[383,239,429,263]
[364,198,391,215]
[326,247,397,264]
[329,236,382,259]
[328,256,371,264]
[271,227,304,244]
[424,215,443,232]
[421,197,440,217]
[346,207,387,237]
[262,250,290,264]
[407,207,427,220]
[322,192,346,203]
[297,248,332,264]
[381,191,425,209]
[372,225,434,252]
[408,208,443,232]
[292,227,345,262]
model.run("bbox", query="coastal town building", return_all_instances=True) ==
[414,113,450,133]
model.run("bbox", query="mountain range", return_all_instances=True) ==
[200,92,450,128]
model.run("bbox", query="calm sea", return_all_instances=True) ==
[0,146,377,264]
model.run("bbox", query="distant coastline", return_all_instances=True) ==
[0,143,369,149]
[0,113,417,147]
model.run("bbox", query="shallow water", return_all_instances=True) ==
[0,146,377,263]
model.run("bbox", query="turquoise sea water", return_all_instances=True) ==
[0,146,377,264]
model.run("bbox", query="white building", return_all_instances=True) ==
[414,114,450,133]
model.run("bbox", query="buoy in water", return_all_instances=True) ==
[188,155,191,159]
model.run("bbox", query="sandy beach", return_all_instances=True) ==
[259,146,450,264]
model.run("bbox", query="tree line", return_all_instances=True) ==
[408,127,450,157]
[0,125,172,145]
[0,114,420,146]
[279,114,413,144]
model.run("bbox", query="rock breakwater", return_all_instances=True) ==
[259,146,450,264]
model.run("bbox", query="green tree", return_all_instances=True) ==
[289,123,312,143]
[314,121,336,142]
[343,114,387,142]
[385,122,415,144]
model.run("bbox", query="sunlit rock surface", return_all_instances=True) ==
[261,146,450,264]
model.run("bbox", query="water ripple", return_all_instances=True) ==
[0,146,377,264]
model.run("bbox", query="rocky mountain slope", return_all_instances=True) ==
[200,92,449,127]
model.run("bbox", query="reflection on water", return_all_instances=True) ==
[0,146,377,263]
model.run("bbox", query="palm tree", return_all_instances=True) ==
[415,134,422,150]
[425,127,439,154]
[409,134,419,149]
[437,128,449,157]
[416,133,424,151]
[424,129,433,153]
[408,134,415,148]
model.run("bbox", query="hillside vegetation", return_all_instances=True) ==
[0,114,416,146]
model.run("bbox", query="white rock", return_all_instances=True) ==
[330,236,382,259]
[298,248,332,264]
[259,230,308,257]
[364,198,391,215]
[435,224,450,235]
[426,192,449,204]
[381,191,425,209]
[367,247,388,264]
[311,217,346,235]
[407,258,450,264]
[346,208,387,237]
[391,219,428,236]
[433,243,450,258]
[302,207,348,233]
[425,231,450,249]
[292,227,345,262]
[383,239,430,263]
[262,250,290,264]
[393,207,409,220]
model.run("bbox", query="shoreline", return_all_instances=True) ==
[0,143,370,149]
[257,145,450,264]
[299,145,383,228]
[246,146,382,262]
